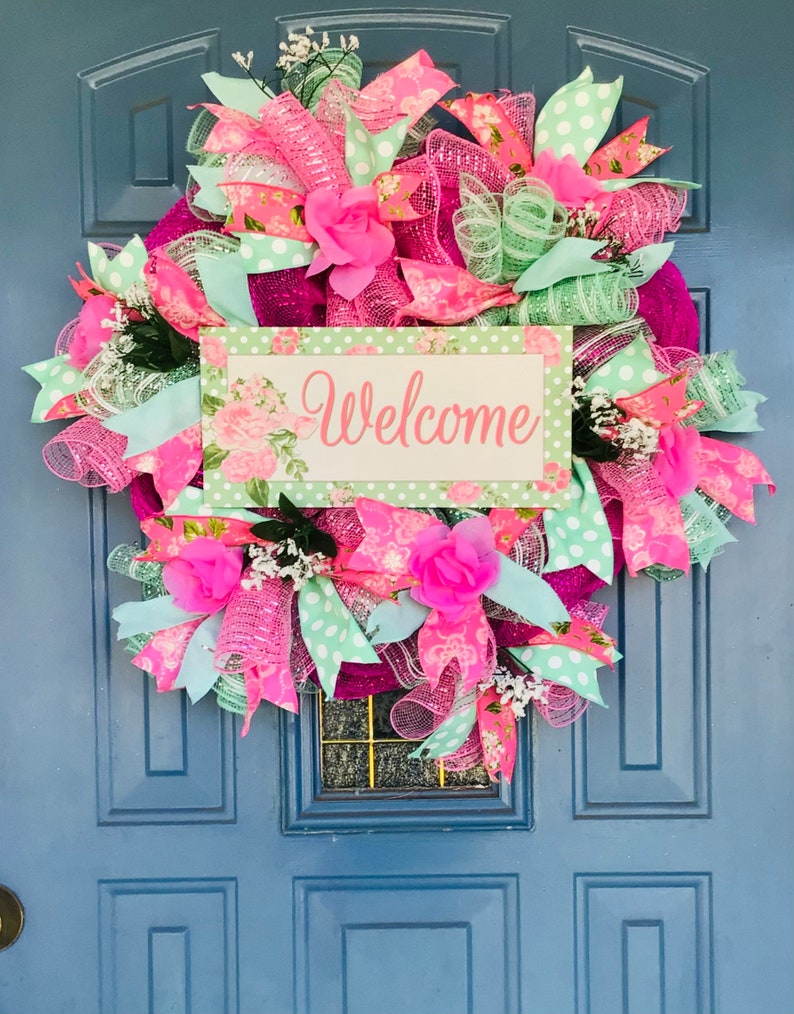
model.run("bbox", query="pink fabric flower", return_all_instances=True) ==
[201,333,228,368]
[653,424,702,499]
[304,186,395,300]
[221,447,277,484]
[213,401,274,452]
[445,481,483,505]
[534,461,572,493]
[408,516,501,616]
[531,150,612,212]
[67,295,118,370]
[522,325,561,366]
[271,327,301,354]
[163,537,243,614]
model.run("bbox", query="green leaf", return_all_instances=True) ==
[207,517,228,539]
[244,213,268,232]
[551,620,571,636]
[485,701,503,715]
[245,478,271,507]
[203,443,228,470]
[183,520,207,541]
[289,205,305,226]
[509,163,526,177]
[608,158,623,174]
[153,516,175,529]
[250,519,284,541]
[201,393,225,415]
[307,529,338,559]
[278,492,305,524]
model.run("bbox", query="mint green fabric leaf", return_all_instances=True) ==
[112,594,204,639]
[298,575,379,698]
[88,236,147,295]
[626,241,675,286]
[584,335,664,398]
[534,67,623,165]
[195,251,257,326]
[507,644,609,707]
[233,232,317,273]
[685,351,766,433]
[513,238,611,293]
[679,492,737,570]
[543,456,614,583]
[367,590,431,645]
[164,485,263,522]
[408,702,477,760]
[201,71,273,118]
[173,611,224,703]
[601,177,701,192]
[343,107,411,186]
[697,391,766,433]
[486,554,569,631]
[103,376,200,457]
[23,355,85,422]
[188,165,229,216]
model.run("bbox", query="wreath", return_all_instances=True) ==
[25,31,774,782]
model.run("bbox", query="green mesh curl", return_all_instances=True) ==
[643,564,685,582]
[685,352,747,429]
[186,109,221,161]
[510,269,638,326]
[500,178,567,281]
[213,671,249,716]
[123,633,155,655]
[466,305,510,326]
[453,174,504,283]
[282,49,362,113]
[107,544,165,588]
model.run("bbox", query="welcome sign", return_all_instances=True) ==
[199,325,572,509]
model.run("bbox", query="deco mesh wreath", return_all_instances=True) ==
[25,32,774,781]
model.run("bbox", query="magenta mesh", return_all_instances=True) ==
[316,507,365,550]
[214,572,294,673]
[593,183,687,254]
[258,91,351,194]
[326,253,414,327]
[637,260,700,353]
[43,416,134,492]
[248,267,327,327]
[534,683,590,727]
[391,155,465,267]
[130,474,163,520]
[144,197,223,251]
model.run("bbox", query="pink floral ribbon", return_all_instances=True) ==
[476,686,517,782]
[394,259,521,324]
[443,92,534,173]
[586,116,670,180]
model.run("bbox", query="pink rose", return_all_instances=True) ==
[271,328,300,355]
[653,424,702,499]
[531,150,612,212]
[304,186,395,300]
[213,401,274,452]
[221,447,277,484]
[408,516,501,616]
[534,461,572,493]
[163,537,243,614]
[201,333,228,368]
[345,344,381,355]
[67,295,119,369]
[522,325,561,366]
[445,481,483,505]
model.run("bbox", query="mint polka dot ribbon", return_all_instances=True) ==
[342,104,410,186]
[507,643,610,706]
[23,355,85,422]
[584,334,665,399]
[297,574,380,698]
[534,67,623,166]
[543,456,614,583]
[88,235,147,296]
[408,697,477,760]
[233,232,317,274]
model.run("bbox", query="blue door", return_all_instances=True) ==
[2,4,792,1012]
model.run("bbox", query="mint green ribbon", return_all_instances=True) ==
[282,47,362,113]
[23,354,85,422]
[408,698,478,760]
[584,334,664,397]
[202,71,273,118]
[196,251,258,326]
[506,642,612,706]
[534,67,623,165]
[486,554,569,631]
[679,492,736,570]
[88,235,147,296]
[112,594,204,639]
[297,575,380,698]
[102,376,200,457]
[343,105,409,186]
[602,177,700,192]
[543,457,614,583]
[367,589,430,644]
[188,165,228,216]
[234,232,317,274]
[173,611,225,703]
[514,238,611,293]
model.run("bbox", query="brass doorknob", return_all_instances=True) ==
[0,886,24,951]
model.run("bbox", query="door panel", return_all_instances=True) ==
[2,3,792,1013]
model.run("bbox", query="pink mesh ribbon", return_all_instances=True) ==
[443,93,534,172]
[43,416,134,492]
[592,183,687,254]
[534,682,590,727]
[130,474,163,520]
[215,571,294,674]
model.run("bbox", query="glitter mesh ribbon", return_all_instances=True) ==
[42,416,134,491]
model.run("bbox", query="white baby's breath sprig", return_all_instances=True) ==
[480,665,549,719]
[243,541,329,591]
[232,50,254,72]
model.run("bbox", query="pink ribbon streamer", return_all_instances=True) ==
[126,423,203,511]
[443,92,534,173]
[477,686,517,782]
[131,618,204,691]
[586,116,670,180]
[394,259,520,324]
[696,436,775,522]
